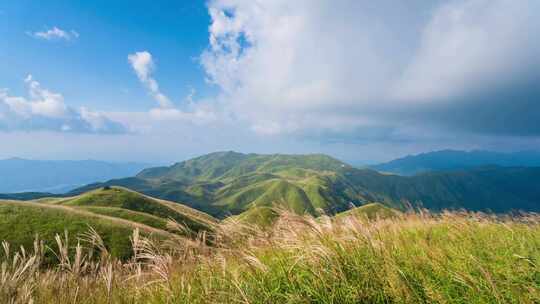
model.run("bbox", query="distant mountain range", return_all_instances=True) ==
[66,151,540,218]
[371,150,540,175]
[2,151,540,221]
[0,158,150,193]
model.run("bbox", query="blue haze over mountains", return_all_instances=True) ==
[0,158,150,193]
[371,150,540,176]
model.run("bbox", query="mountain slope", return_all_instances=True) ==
[0,186,220,261]
[138,151,350,182]
[0,158,150,193]
[0,200,171,260]
[336,203,400,220]
[343,166,540,212]
[73,153,355,218]
[67,152,540,222]
[372,150,540,175]
[52,187,217,234]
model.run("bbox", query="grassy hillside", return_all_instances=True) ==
[54,187,217,234]
[72,153,358,219]
[344,166,540,212]
[137,151,349,182]
[77,206,170,231]
[66,152,540,225]
[336,202,400,220]
[0,200,169,260]
[3,210,539,303]
[0,186,219,266]
[230,206,279,227]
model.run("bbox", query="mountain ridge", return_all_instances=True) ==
[371,149,540,175]
[3,151,540,224]
[65,151,540,219]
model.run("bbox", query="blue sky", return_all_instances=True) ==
[1,1,212,111]
[1,0,540,164]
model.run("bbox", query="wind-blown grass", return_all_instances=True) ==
[2,209,540,303]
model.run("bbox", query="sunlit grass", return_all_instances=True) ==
[2,210,540,303]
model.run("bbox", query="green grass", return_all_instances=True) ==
[231,206,279,228]
[0,200,168,261]
[94,152,360,219]
[57,187,215,234]
[3,210,539,303]
[336,202,401,220]
[78,206,170,231]
[251,180,315,214]
[71,152,540,220]
[192,215,540,304]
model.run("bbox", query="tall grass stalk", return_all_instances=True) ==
[1,210,539,303]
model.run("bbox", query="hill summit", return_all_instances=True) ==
[70,151,540,222]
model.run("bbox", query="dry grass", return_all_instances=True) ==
[1,209,540,303]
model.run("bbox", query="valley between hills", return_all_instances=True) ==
[1,151,540,303]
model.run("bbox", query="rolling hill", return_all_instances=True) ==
[0,187,218,260]
[1,151,540,263]
[49,187,217,234]
[0,200,170,260]
[68,151,540,221]
[371,150,540,175]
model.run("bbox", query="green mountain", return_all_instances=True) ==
[73,152,357,218]
[137,151,349,181]
[70,152,540,221]
[343,166,540,212]
[371,150,540,175]
[336,203,400,220]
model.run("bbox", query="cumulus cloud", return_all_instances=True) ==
[393,0,540,102]
[128,51,221,125]
[128,51,172,108]
[0,76,126,133]
[29,27,79,41]
[201,0,540,141]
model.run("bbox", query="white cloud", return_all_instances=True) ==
[128,51,172,108]
[393,0,540,102]
[127,51,222,126]
[0,76,126,133]
[201,0,540,138]
[29,27,79,41]
[1,75,67,119]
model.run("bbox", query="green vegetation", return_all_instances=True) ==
[371,149,540,176]
[336,202,400,220]
[3,152,540,303]
[0,200,168,260]
[137,151,349,182]
[2,210,539,303]
[55,187,216,234]
[230,206,279,227]
[77,206,170,231]
[68,152,540,226]
[71,153,359,220]
[0,186,219,264]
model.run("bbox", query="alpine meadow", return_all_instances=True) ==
[2,1,540,303]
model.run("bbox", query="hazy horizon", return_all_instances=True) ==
[2,148,540,168]
[2,1,540,164]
